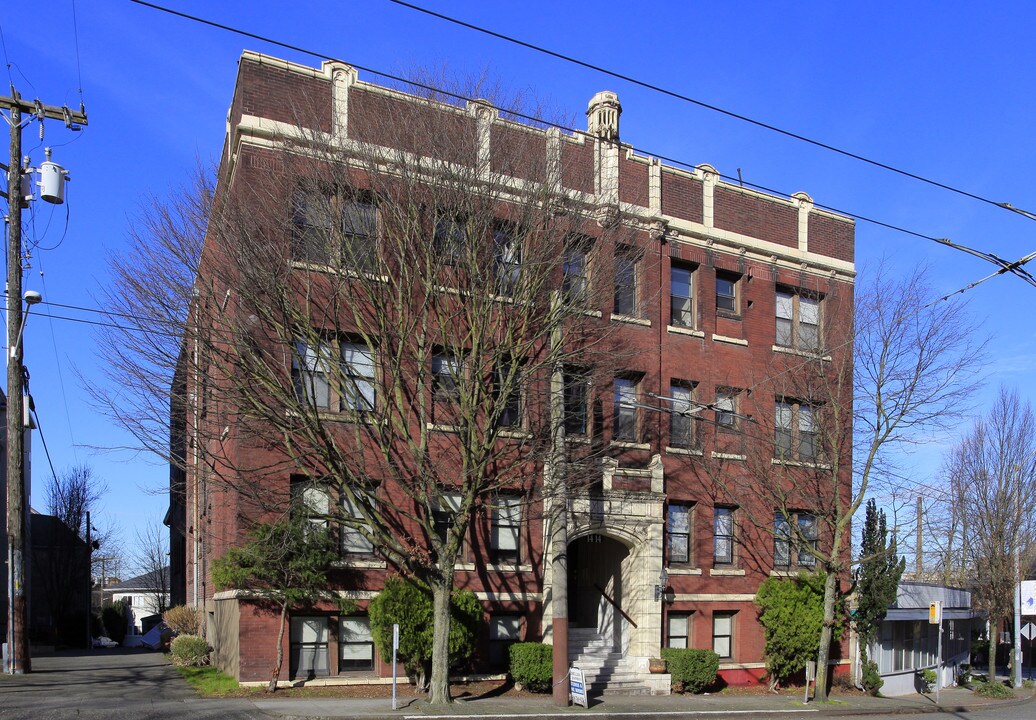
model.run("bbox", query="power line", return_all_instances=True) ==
[387,0,1034,219]
[127,0,1034,285]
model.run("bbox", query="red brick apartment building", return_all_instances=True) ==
[174,51,855,690]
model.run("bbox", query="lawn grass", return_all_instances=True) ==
[172,663,244,696]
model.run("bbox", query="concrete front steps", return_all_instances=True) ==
[568,628,669,696]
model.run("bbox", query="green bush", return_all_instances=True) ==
[754,572,841,687]
[861,658,883,695]
[957,663,972,685]
[170,634,211,667]
[368,575,482,689]
[101,600,129,644]
[974,681,1014,698]
[918,668,937,694]
[660,648,719,693]
[508,642,552,692]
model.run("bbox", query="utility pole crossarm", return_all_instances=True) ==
[0,95,88,127]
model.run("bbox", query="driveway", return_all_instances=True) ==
[0,647,270,719]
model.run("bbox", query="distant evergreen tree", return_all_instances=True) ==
[854,500,904,694]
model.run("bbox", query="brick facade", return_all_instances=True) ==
[179,51,855,688]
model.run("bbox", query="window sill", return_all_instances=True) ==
[427,423,461,433]
[498,429,532,440]
[667,325,704,338]
[454,562,533,573]
[709,568,746,577]
[771,458,831,470]
[569,306,603,318]
[772,344,831,361]
[565,435,592,445]
[611,440,650,451]
[769,568,815,577]
[610,313,652,327]
[334,558,387,569]
[290,260,389,283]
[711,452,746,461]
[712,334,748,346]
[667,567,703,576]
[666,445,703,456]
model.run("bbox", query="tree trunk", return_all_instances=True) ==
[988,615,998,683]
[268,601,288,693]
[815,570,839,701]
[427,579,453,705]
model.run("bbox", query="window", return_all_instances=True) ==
[341,342,376,413]
[714,388,739,430]
[489,615,521,670]
[290,616,329,679]
[667,504,692,565]
[775,399,817,461]
[713,507,735,565]
[613,376,639,441]
[495,366,522,429]
[668,613,691,649]
[613,246,638,316]
[563,367,589,436]
[339,616,375,671]
[293,340,333,410]
[797,513,818,567]
[670,263,695,328]
[712,612,734,659]
[434,492,463,544]
[292,191,333,265]
[669,382,699,449]
[341,493,374,556]
[432,352,461,422]
[716,270,739,315]
[340,198,378,272]
[291,478,330,534]
[775,288,821,351]
[562,238,590,306]
[775,511,818,569]
[774,512,792,568]
[434,212,466,261]
[292,191,378,271]
[293,339,376,414]
[491,495,522,563]
[494,222,521,296]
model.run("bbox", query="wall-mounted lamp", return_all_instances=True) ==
[654,568,669,602]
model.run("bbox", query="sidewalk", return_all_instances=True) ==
[251,684,1036,719]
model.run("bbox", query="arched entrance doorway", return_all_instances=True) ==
[568,533,631,650]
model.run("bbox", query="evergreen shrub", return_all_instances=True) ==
[508,642,552,692]
[170,634,210,667]
[660,648,719,693]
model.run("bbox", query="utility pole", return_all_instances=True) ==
[3,87,86,674]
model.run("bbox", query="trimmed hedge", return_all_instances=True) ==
[660,648,719,693]
[974,681,1014,698]
[509,642,552,693]
[170,634,210,667]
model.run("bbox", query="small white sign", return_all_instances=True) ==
[570,666,588,708]
[1022,623,1036,641]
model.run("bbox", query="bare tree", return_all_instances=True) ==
[132,520,170,616]
[696,267,985,699]
[941,387,1036,681]
[33,465,112,644]
[99,74,630,702]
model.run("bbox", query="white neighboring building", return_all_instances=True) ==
[107,568,170,640]
[867,582,982,696]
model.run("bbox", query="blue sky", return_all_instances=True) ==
[4,1,1035,564]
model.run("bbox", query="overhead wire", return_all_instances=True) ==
[387,0,1034,218]
[34,252,80,463]
[127,0,1036,287]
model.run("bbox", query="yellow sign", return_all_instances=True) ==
[929,601,942,624]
